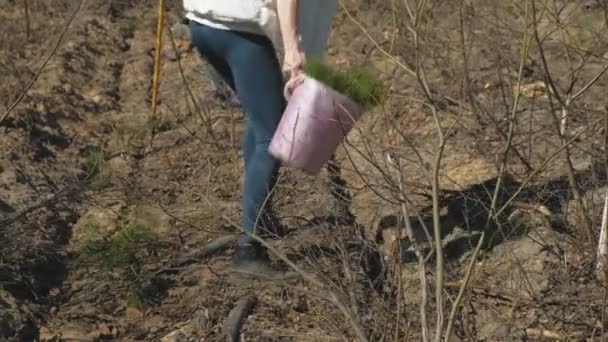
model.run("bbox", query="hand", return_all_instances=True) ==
[276,0,304,93]
[282,45,306,80]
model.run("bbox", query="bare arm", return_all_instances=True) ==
[277,0,305,78]
[277,0,299,53]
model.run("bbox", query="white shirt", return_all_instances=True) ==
[184,0,337,59]
[185,12,265,37]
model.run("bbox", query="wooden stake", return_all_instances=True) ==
[151,0,164,115]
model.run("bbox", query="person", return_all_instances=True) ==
[173,18,241,107]
[184,0,336,274]
[202,62,241,107]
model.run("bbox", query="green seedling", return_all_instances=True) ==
[145,115,172,135]
[82,147,112,188]
[80,222,154,271]
[302,57,384,108]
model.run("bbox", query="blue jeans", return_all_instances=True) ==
[202,60,232,97]
[189,21,285,236]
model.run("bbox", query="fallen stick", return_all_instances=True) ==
[171,235,236,266]
[223,294,257,342]
[525,328,564,340]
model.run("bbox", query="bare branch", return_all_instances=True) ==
[171,235,236,267]
[443,232,485,341]
[223,294,257,342]
[0,0,87,125]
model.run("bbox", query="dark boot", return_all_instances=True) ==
[232,235,288,278]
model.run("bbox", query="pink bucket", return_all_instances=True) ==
[269,74,363,175]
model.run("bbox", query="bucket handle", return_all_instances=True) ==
[283,74,305,100]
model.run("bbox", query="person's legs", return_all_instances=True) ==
[201,58,242,108]
[242,119,255,168]
[189,24,235,88]
[189,22,285,265]
[189,21,241,107]
[181,19,233,96]
[202,59,233,99]
[224,32,285,240]
[242,121,286,238]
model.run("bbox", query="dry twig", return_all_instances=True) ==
[171,235,236,266]
[444,232,485,341]
[0,0,87,125]
[223,294,257,342]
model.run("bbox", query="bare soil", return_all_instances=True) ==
[1,0,608,341]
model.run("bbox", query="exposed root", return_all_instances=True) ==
[171,235,236,266]
[222,294,257,342]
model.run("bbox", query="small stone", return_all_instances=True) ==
[160,325,195,342]
[62,83,73,93]
[35,102,48,112]
[126,307,144,321]
[108,156,131,178]
[86,89,103,104]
